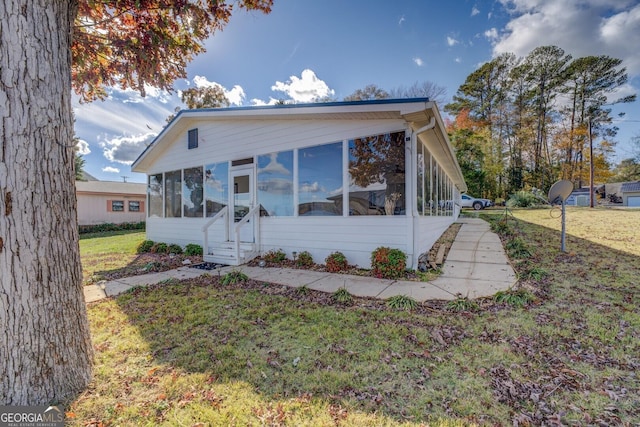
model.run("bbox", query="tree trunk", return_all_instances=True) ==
[1,0,92,405]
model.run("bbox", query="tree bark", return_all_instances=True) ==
[0,0,92,405]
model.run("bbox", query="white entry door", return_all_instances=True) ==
[230,169,254,243]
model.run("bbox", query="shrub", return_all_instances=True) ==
[150,242,168,254]
[184,243,203,256]
[506,237,531,258]
[168,244,183,254]
[332,287,353,304]
[296,251,314,267]
[137,240,155,254]
[525,266,548,281]
[371,247,407,279]
[221,269,249,285]
[325,251,348,273]
[78,221,145,234]
[446,297,479,312]
[506,191,542,208]
[491,219,513,236]
[263,249,287,263]
[494,288,534,308]
[386,295,418,310]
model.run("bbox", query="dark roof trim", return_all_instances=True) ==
[621,181,640,192]
[184,97,430,116]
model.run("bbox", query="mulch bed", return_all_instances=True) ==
[91,253,203,282]
[92,223,462,283]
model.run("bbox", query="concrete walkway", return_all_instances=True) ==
[84,217,517,304]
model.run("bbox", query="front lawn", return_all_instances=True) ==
[69,208,640,425]
[79,230,202,284]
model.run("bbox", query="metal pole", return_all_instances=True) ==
[561,200,566,252]
[589,119,595,208]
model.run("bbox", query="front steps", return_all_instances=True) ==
[203,241,258,266]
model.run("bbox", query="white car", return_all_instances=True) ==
[460,194,493,210]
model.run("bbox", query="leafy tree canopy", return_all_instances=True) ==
[72,0,273,102]
[344,84,390,101]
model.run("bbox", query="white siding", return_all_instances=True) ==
[147,119,407,174]
[146,215,410,269]
[259,216,409,269]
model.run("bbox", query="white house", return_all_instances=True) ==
[76,181,147,226]
[132,99,468,268]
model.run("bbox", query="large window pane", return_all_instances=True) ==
[432,160,438,216]
[298,142,343,216]
[165,170,182,218]
[416,142,424,215]
[148,173,163,217]
[257,151,293,216]
[348,131,405,216]
[183,166,203,217]
[423,149,432,216]
[205,162,229,217]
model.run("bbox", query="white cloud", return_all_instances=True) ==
[257,153,291,175]
[102,166,120,173]
[257,178,293,195]
[271,69,335,103]
[471,6,480,16]
[191,75,246,106]
[447,36,459,46]
[300,182,324,193]
[225,85,246,106]
[398,15,405,26]
[76,139,91,155]
[73,93,173,137]
[455,57,462,63]
[493,1,640,75]
[109,84,173,104]
[484,27,499,43]
[413,57,424,66]
[101,132,156,165]
[250,97,281,106]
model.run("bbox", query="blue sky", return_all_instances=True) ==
[73,0,640,183]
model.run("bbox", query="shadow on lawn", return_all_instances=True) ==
[104,213,640,425]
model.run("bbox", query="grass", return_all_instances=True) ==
[69,207,640,425]
[79,230,145,283]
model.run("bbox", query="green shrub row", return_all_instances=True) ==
[259,247,409,279]
[78,221,145,234]
[136,240,202,256]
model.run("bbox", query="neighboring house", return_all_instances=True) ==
[76,181,147,225]
[621,181,640,207]
[565,187,595,206]
[132,98,468,268]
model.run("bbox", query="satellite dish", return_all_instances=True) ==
[547,180,573,253]
[548,180,573,205]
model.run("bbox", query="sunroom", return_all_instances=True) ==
[132,98,467,269]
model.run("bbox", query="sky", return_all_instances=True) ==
[73,0,640,184]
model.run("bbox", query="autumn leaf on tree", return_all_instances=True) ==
[72,0,273,102]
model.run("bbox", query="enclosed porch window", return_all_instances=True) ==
[348,131,406,215]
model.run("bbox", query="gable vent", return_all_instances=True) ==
[188,128,198,149]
